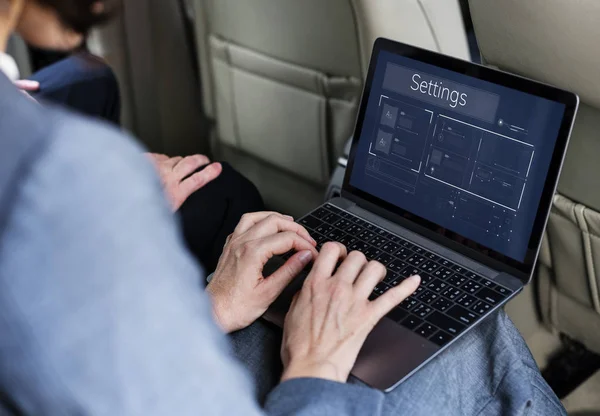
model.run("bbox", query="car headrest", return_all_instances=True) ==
[469,0,600,109]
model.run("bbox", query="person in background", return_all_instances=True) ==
[13,0,263,272]
[0,0,566,415]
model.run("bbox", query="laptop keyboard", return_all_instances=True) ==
[291,203,513,348]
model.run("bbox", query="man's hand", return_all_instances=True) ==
[206,212,319,333]
[146,153,222,211]
[280,242,421,383]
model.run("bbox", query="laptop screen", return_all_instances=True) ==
[348,50,567,262]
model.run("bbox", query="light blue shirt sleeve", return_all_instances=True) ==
[0,114,384,415]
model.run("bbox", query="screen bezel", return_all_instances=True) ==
[342,38,579,282]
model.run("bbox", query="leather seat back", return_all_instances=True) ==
[193,0,470,204]
[470,0,600,352]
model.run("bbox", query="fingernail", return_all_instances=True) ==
[409,274,421,285]
[311,237,317,245]
[284,215,294,221]
[297,250,313,265]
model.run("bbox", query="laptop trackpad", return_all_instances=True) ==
[352,319,439,391]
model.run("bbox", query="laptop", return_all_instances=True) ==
[263,38,579,391]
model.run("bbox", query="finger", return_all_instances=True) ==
[173,154,211,179]
[252,231,319,262]
[178,162,223,198]
[353,260,388,298]
[14,80,40,91]
[239,214,316,246]
[370,275,421,321]
[235,212,294,235]
[306,242,347,282]
[264,250,314,299]
[164,156,183,170]
[333,250,368,283]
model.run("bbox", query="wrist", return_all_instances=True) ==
[281,359,346,384]
[206,286,236,333]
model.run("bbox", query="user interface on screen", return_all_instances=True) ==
[349,51,566,262]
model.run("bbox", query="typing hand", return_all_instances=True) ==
[281,242,420,383]
[146,153,222,211]
[207,212,318,333]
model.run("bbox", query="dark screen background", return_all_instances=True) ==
[349,51,566,262]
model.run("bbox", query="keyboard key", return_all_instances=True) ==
[386,307,408,323]
[400,266,420,278]
[465,271,481,281]
[428,279,448,293]
[431,297,452,312]
[313,233,327,244]
[326,228,344,241]
[357,230,376,242]
[312,207,331,219]
[337,234,356,246]
[383,272,400,285]
[417,290,439,305]
[461,280,482,294]
[416,323,438,338]
[376,253,395,266]
[447,305,478,325]
[345,224,364,235]
[475,287,505,305]
[425,252,440,261]
[419,273,434,285]
[447,274,467,287]
[426,311,466,336]
[456,293,477,309]
[322,213,341,225]
[495,285,512,296]
[364,247,382,260]
[452,265,466,274]
[349,241,369,252]
[429,330,454,347]
[407,255,426,266]
[441,286,462,301]
[413,303,433,319]
[395,247,413,259]
[398,297,419,311]
[381,241,400,254]
[401,315,423,330]
[369,235,388,248]
[388,260,407,274]
[480,278,498,290]
[299,215,322,230]
[315,224,334,235]
[334,218,352,230]
[388,276,404,287]
[471,300,492,315]
[433,267,454,280]
[419,260,440,273]
[364,223,376,231]
[439,259,452,267]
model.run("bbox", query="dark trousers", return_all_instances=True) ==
[31,52,264,273]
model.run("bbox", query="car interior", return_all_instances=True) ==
[7,0,600,412]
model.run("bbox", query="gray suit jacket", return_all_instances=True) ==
[0,73,383,415]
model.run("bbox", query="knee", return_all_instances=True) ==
[217,162,264,212]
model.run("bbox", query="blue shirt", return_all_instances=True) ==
[0,73,382,415]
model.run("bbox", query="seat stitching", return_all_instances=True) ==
[416,0,442,52]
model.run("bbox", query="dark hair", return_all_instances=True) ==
[35,0,119,34]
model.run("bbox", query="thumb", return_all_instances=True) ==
[14,80,40,92]
[265,250,314,295]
